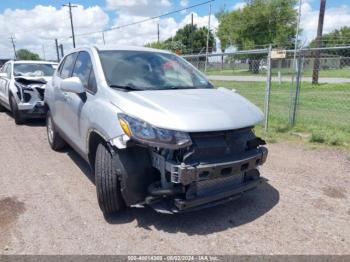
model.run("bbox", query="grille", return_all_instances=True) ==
[184,128,255,164]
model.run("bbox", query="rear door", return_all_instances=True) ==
[51,52,78,135]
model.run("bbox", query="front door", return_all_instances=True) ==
[63,51,96,153]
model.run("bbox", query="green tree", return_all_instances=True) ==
[217,0,297,72]
[16,49,40,60]
[170,24,215,54]
[309,26,350,68]
[145,41,185,53]
[309,26,350,57]
[145,24,215,55]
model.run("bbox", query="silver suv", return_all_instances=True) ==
[45,46,268,214]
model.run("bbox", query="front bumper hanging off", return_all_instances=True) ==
[149,147,268,213]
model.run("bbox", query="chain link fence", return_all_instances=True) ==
[183,46,350,146]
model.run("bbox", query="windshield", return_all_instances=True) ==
[14,63,55,77]
[98,50,213,90]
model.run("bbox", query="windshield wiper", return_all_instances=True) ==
[109,84,144,91]
[162,86,196,90]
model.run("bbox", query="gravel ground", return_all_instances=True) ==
[0,112,349,255]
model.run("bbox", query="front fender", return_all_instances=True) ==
[82,98,126,154]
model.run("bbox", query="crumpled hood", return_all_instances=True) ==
[15,76,51,87]
[112,87,264,132]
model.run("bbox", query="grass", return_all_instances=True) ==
[206,67,350,78]
[211,80,350,149]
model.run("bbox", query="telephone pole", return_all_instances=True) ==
[59,44,64,58]
[63,3,78,48]
[191,13,194,53]
[102,31,106,45]
[55,39,60,61]
[204,4,212,72]
[9,35,17,59]
[312,0,326,85]
[157,23,160,43]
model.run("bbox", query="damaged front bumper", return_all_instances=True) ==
[17,100,46,118]
[148,147,268,213]
[15,78,47,118]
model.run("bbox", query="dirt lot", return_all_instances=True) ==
[0,112,349,255]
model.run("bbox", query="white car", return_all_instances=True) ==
[45,46,268,214]
[0,60,58,124]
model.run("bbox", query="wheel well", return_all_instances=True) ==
[88,131,106,170]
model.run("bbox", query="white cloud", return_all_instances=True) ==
[0,2,218,60]
[233,2,246,11]
[299,2,350,44]
[0,5,109,59]
[106,0,171,16]
[180,0,189,8]
[104,12,218,47]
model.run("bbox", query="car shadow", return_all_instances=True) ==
[65,147,95,185]
[65,147,279,235]
[4,111,46,127]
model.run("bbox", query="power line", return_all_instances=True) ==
[71,0,215,39]
[63,3,78,48]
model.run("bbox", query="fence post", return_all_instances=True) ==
[290,50,303,126]
[264,45,272,133]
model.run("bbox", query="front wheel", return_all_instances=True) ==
[46,111,66,151]
[95,143,126,214]
[10,95,25,125]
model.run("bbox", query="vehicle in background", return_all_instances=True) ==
[45,46,268,215]
[0,60,58,124]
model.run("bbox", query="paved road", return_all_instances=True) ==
[207,75,350,83]
[0,112,349,255]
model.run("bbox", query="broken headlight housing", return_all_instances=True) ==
[118,113,192,149]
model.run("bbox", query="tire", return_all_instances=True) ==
[46,110,66,151]
[10,95,25,125]
[95,142,126,214]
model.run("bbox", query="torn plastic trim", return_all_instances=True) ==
[109,134,131,149]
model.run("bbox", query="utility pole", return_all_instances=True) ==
[157,23,160,43]
[102,31,106,45]
[55,39,60,61]
[204,4,212,72]
[191,13,194,54]
[42,45,46,60]
[9,35,17,59]
[312,0,326,85]
[63,3,78,48]
[59,44,64,58]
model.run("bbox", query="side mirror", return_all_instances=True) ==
[0,72,7,78]
[60,77,85,94]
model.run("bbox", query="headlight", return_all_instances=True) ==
[118,114,192,149]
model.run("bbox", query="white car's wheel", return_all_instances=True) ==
[10,95,25,125]
[46,111,66,151]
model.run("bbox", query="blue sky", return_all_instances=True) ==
[0,0,350,59]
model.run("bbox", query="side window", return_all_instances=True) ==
[5,64,12,78]
[1,64,8,74]
[88,68,97,94]
[57,57,66,77]
[60,53,77,79]
[72,51,97,93]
